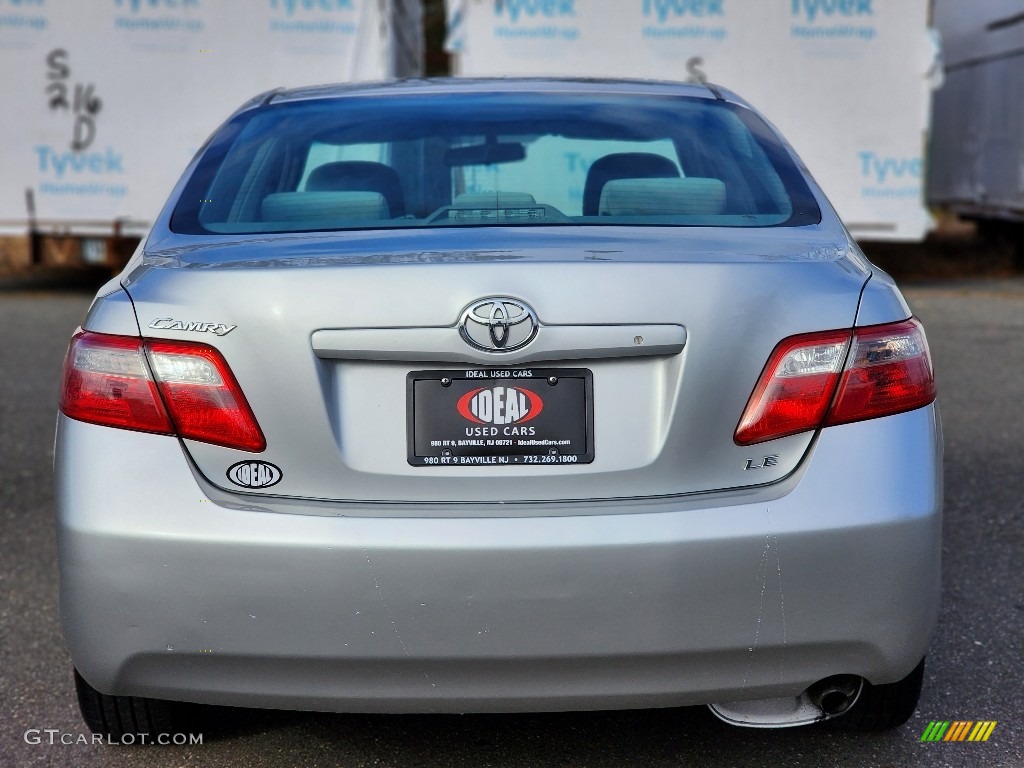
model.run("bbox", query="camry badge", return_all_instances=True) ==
[459,298,538,353]
[149,318,237,336]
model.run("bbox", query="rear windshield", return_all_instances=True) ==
[171,92,821,235]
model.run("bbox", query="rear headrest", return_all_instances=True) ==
[305,161,405,217]
[453,191,537,207]
[582,152,680,215]
[262,191,390,222]
[598,178,727,217]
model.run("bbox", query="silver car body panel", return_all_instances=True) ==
[57,403,941,712]
[852,264,913,327]
[82,280,140,338]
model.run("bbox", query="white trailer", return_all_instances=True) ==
[0,0,420,269]
[444,0,940,241]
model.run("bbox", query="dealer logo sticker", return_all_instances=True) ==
[227,460,282,489]
[457,386,543,426]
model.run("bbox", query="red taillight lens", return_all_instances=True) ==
[826,318,935,427]
[60,331,266,452]
[60,332,173,434]
[735,318,935,446]
[147,339,266,452]
[734,329,850,446]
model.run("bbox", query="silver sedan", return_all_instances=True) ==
[55,78,940,739]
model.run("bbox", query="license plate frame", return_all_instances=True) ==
[407,368,594,467]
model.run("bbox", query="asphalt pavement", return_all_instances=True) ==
[0,269,1021,768]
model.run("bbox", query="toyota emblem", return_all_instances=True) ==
[459,298,538,353]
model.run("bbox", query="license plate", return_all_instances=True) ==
[407,368,594,467]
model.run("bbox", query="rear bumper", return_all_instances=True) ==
[55,406,942,713]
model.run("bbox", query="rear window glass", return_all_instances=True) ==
[171,92,820,235]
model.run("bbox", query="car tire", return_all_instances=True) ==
[834,657,925,731]
[74,668,191,740]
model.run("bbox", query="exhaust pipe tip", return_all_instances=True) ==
[808,675,862,717]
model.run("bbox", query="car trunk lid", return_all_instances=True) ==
[120,226,870,504]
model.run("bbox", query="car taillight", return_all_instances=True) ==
[60,332,173,435]
[733,329,850,446]
[60,331,266,452]
[825,319,936,427]
[735,318,935,446]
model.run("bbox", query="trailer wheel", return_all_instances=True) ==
[975,219,1024,271]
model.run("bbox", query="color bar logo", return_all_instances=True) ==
[921,720,997,742]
